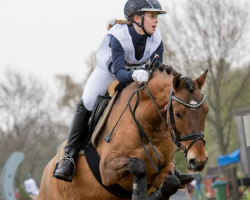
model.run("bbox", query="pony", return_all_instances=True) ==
[38,64,209,200]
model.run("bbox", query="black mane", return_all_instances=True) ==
[182,77,196,93]
[152,63,196,93]
[114,63,196,94]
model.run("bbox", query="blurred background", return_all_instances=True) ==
[0,0,250,199]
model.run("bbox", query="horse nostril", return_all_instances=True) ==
[189,159,198,169]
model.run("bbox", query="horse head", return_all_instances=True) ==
[147,65,209,172]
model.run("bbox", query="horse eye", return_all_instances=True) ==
[175,112,182,119]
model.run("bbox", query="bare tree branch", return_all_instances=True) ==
[161,0,250,154]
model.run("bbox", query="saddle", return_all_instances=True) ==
[89,80,119,148]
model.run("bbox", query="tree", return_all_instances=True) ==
[160,0,250,156]
[56,51,96,109]
[0,70,67,187]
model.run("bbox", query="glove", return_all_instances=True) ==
[132,70,149,84]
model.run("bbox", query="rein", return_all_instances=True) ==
[104,83,162,173]
[127,84,162,173]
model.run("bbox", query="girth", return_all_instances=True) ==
[84,144,132,198]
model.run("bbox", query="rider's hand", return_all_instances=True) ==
[132,70,149,84]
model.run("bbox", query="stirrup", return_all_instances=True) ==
[53,156,76,182]
[58,156,76,168]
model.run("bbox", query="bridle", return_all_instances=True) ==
[163,85,206,157]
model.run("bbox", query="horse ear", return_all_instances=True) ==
[195,69,209,89]
[173,74,183,91]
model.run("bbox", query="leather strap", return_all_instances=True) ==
[84,144,132,198]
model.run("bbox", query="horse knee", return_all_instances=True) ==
[129,158,148,200]
[128,158,146,181]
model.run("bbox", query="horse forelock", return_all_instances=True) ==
[182,77,196,93]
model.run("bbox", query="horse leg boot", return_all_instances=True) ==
[53,99,92,182]
[174,167,194,188]
[129,158,148,200]
[148,175,180,200]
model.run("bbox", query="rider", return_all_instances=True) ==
[24,173,39,198]
[53,0,193,185]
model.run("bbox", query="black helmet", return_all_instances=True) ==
[124,0,166,20]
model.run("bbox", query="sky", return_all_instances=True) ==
[0,0,127,85]
[1,0,248,88]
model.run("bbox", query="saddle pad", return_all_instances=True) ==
[108,80,119,97]
[91,90,118,148]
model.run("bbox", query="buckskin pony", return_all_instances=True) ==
[38,64,209,200]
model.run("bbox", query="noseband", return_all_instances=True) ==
[163,85,206,157]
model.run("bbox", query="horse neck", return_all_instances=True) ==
[135,79,172,135]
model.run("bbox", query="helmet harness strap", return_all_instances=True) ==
[132,14,151,37]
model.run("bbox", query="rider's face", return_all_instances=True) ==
[133,12,158,35]
[143,12,158,35]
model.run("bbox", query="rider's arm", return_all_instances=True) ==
[109,35,134,83]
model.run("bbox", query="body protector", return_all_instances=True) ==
[96,24,162,73]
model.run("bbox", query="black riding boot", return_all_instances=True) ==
[53,99,92,182]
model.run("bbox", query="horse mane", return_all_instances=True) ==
[151,63,196,93]
[114,63,196,94]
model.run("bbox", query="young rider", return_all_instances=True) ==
[53,0,193,185]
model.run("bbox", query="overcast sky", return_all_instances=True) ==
[0,0,128,84]
[1,0,247,87]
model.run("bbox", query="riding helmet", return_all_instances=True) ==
[124,0,166,20]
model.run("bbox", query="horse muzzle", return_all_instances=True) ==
[186,153,208,172]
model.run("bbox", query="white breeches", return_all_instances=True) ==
[82,67,116,111]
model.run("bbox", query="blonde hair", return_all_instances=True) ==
[107,19,132,30]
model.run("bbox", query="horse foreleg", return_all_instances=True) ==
[100,156,131,186]
[128,159,180,200]
[148,175,180,200]
[129,160,180,200]
[129,158,148,200]
[100,156,179,200]
[100,157,146,191]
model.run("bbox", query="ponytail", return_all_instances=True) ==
[107,19,132,30]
